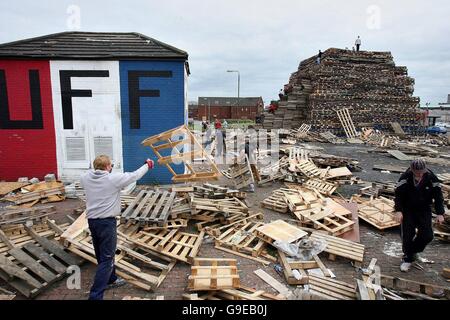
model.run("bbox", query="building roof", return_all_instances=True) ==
[198,97,263,106]
[0,31,188,60]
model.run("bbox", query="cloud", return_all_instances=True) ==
[0,0,449,105]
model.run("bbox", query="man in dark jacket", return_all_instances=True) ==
[394,159,445,272]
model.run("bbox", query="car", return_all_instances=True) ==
[426,126,448,134]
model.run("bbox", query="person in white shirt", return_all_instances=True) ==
[355,36,362,52]
[81,155,154,299]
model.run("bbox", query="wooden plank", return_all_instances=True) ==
[23,243,67,274]
[0,182,30,196]
[356,279,371,300]
[387,150,412,161]
[8,248,57,283]
[373,164,407,174]
[0,253,42,289]
[121,190,146,218]
[26,226,83,266]
[256,220,307,244]
[254,269,290,296]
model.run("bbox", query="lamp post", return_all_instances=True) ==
[227,70,240,118]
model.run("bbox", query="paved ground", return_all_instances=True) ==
[3,142,449,300]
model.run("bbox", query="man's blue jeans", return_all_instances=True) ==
[88,217,118,300]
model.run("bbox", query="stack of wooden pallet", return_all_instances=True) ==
[190,183,247,200]
[262,48,423,134]
[2,181,65,207]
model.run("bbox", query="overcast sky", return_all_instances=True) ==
[1,0,449,106]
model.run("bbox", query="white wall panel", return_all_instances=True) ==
[50,60,123,181]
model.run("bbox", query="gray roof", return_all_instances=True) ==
[0,32,188,60]
[198,97,263,106]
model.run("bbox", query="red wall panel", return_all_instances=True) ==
[0,60,57,181]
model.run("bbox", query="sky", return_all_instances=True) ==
[1,0,449,106]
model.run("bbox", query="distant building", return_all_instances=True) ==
[188,102,198,120]
[421,95,450,124]
[197,97,264,121]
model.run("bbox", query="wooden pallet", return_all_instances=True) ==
[0,205,56,226]
[142,218,188,231]
[120,190,176,226]
[141,125,221,182]
[60,213,176,291]
[0,226,83,298]
[308,275,357,300]
[259,156,289,177]
[256,220,307,244]
[355,196,400,230]
[309,232,365,266]
[294,208,355,236]
[190,196,249,216]
[288,147,309,170]
[336,108,357,139]
[297,124,312,134]
[226,156,255,190]
[188,258,240,291]
[304,179,337,196]
[128,229,204,264]
[203,213,264,237]
[380,274,450,300]
[193,183,247,200]
[294,160,322,178]
[261,190,289,213]
[215,220,266,258]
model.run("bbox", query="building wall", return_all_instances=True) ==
[231,105,259,119]
[119,60,186,184]
[0,59,186,184]
[50,60,123,181]
[428,108,450,123]
[0,60,57,181]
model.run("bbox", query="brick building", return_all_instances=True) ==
[197,97,263,121]
[0,32,189,184]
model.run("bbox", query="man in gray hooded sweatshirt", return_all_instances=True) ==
[81,155,154,300]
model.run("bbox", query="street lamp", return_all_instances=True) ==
[227,70,240,113]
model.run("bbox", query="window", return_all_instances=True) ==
[66,137,86,161]
[94,136,114,159]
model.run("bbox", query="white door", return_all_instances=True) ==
[50,60,123,181]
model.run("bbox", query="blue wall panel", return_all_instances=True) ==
[120,61,185,184]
